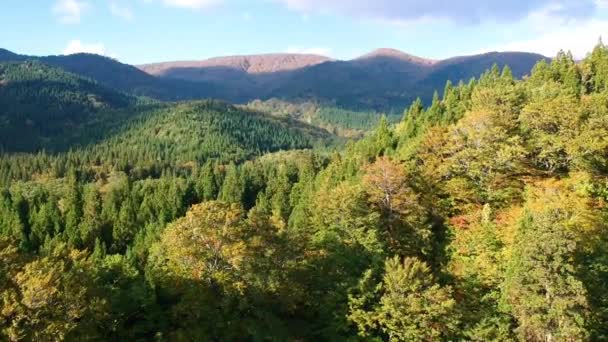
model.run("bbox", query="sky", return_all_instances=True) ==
[1,0,608,65]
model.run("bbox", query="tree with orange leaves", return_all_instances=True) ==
[362,156,429,257]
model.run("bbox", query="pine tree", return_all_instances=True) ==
[349,256,459,341]
[79,186,103,249]
[582,38,608,93]
[399,98,424,138]
[220,162,244,203]
[503,208,589,341]
[64,170,83,248]
[424,91,444,125]
[268,166,292,228]
[112,198,138,253]
[29,201,62,250]
[371,116,394,156]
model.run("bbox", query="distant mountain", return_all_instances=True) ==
[139,53,333,102]
[0,60,334,154]
[0,48,25,61]
[0,50,224,101]
[140,53,332,80]
[0,47,549,111]
[139,48,549,111]
[418,51,550,91]
[355,48,437,66]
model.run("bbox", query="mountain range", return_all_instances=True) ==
[0,47,548,112]
[138,48,549,110]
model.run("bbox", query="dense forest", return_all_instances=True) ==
[245,98,401,138]
[0,42,608,341]
[0,49,226,102]
[0,61,139,151]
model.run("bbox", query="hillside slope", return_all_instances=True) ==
[77,100,334,165]
[0,51,224,101]
[0,61,137,151]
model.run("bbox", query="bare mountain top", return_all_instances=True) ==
[356,48,437,66]
[140,53,332,76]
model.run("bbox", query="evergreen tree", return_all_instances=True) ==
[79,186,103,249]
[29,200,62,250]
[112,198,138,253]
[220,162,244,203]
[64,170,83,248]
[349,256,459,341]
[197,161,219,201]
[503,208,589,341]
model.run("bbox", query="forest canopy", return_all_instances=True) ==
[1,43,608,341]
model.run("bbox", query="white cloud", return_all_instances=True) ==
[109,2,134,21]
[162,0,221,9]
[474,4,608,59]
[62,40,117,58]
[52,0,88,24]
[274,0,600,24]
[286,46,332,56]
[479,20,607,59]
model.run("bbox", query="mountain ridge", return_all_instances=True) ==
[140,53,332,76]
[0,47,550,110]
[137,47,547,72]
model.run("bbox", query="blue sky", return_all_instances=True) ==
[1,0,608,64]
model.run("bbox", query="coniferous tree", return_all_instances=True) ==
[503,207,589,341]
[349,256,459,341]
[79,186,103,249]
[64,170,83,248]
[220,163,244,203]
[197,161,218,201]
[112,197,138,253]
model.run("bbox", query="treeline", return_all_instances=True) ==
[1,43,608,341]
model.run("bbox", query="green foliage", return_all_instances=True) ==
[246,98,400,138]
[349,256,459,341]
[503,196,590,341]
[2,43,608,341]
[0,61,137,151]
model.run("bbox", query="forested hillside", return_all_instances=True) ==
[0,100,333,179]
[0,51,224,101]
[1,43,607,341]
[245,98,401,137]
[0,61,137,151]
[0,60,332,155]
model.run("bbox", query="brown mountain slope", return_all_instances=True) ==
[140,53,332,80]
[134,48,548,110]
[355,48,437,66]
